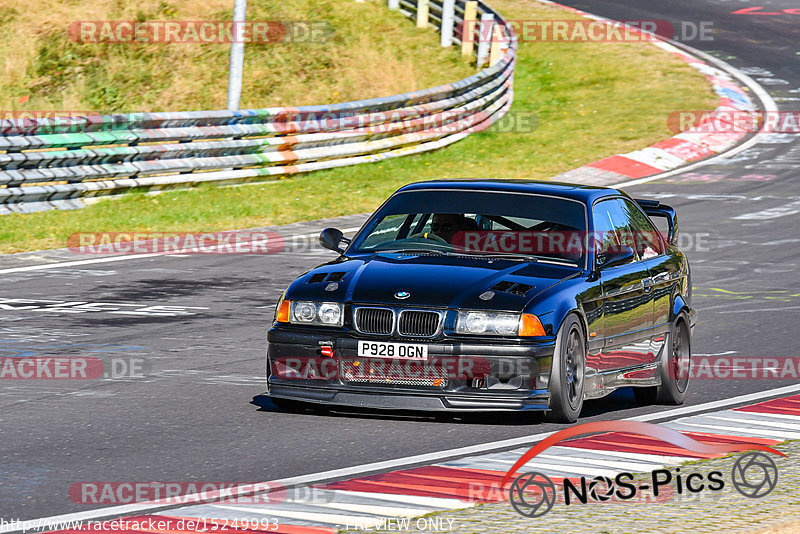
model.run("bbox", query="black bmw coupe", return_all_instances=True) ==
[267,180,695,422]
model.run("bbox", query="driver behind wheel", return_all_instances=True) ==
[427,213,478,243]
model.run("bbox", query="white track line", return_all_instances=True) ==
[701,412,800,431]
[733,199,800,220]
[627,383,800,421]
[612,33,779,189]
[535,1,779,191]
[529,452,662,472]
[728,411,800,423]
[451,456,620,478]
[0,228,362,275]
[667,421,800,440]
[5,383,799,533]
[216,500,433,518]
[311,490,474,509]
[544,446,694,465]
[442,449,655,472]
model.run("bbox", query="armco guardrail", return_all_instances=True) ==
[0,0,516,215]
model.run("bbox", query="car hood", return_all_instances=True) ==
[291,253,579,311]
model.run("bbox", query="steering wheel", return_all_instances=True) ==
[529,221,558,232]
[411,232,448,244]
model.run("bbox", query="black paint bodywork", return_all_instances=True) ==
[267,180,695,412]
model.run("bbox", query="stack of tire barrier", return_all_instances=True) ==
[0,0,515,215]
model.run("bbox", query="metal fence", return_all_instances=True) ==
[0,0,516,214]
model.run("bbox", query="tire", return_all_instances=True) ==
[546,315,586,423]
[634,317,691,406]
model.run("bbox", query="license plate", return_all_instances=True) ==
[357,340,428,360]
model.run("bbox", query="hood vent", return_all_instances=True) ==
[308,272,347,284]
[492,281,514,292]
[508,283,533,295]
[492,281,534,296]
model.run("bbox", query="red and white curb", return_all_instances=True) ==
[40,394,800,534]
[540,1,761,187]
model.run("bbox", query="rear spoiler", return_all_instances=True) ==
[635,198,679,245]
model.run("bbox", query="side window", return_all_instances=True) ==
[619,199,664,259]
[592,199,623,257]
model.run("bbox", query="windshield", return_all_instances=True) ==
[348,189,588,266]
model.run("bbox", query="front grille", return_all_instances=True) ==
[398,310,440,337]
[340,360,448,387]
[354,307,393,335]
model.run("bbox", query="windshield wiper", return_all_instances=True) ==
[467,251,578,266]
[378,248,450,256]
[465,252,539,262]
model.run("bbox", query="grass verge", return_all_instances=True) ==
[0,0,717,253]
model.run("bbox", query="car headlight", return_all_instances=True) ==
[288,301,344,327]
[456,311,546,336]
[457,311,519,335]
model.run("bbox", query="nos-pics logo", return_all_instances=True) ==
[501,421,782,517]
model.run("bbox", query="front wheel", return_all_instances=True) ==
[546,315,586,423]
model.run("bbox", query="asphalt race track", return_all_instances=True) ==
[1,0,799,522]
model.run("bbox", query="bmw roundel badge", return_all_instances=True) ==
[394,291,411,300]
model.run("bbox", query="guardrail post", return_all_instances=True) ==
[461,1,478,56]
[416,0,429,28]
[388,0,399,9]
[226,0,248,110]
[440,0,456,47]
[489,23,505,65]
[476,13,493,68]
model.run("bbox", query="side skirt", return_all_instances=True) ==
[583,362,660,400]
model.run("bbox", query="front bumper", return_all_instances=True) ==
[266,326,556,412]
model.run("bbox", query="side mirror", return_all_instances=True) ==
[319,228,347,253]
[597,245,635,269]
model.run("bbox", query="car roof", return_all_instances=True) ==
[396,179,624,204]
